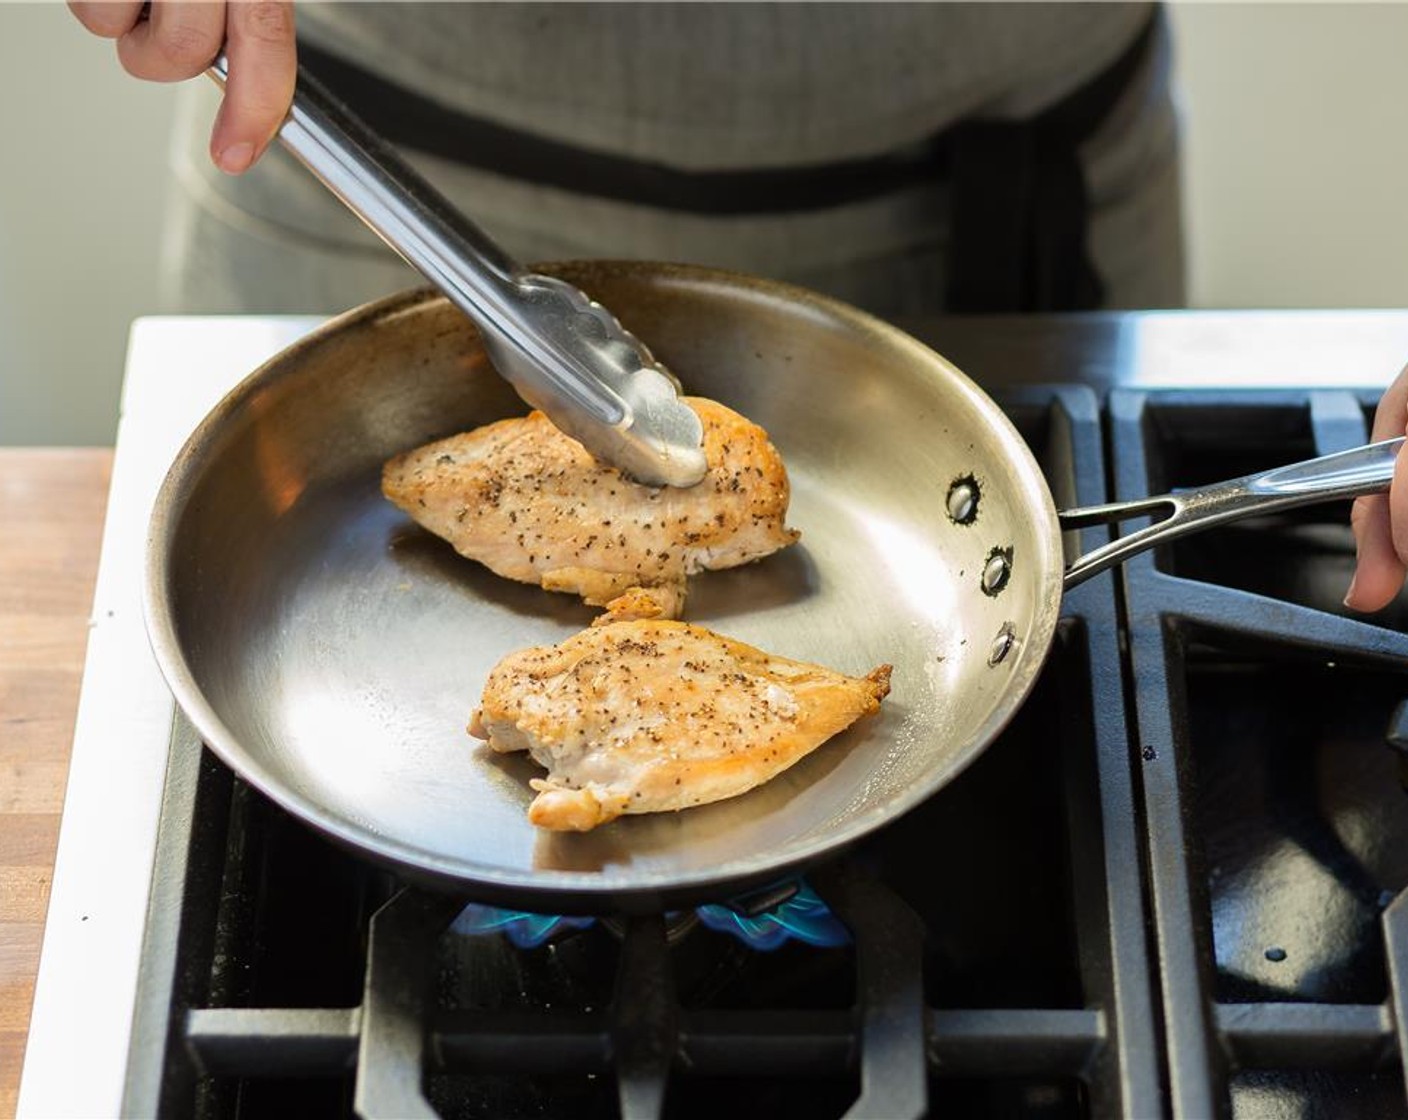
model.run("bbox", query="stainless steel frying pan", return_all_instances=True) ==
[144,262,1402,913]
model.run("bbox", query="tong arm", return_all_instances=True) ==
[207,54,626,428]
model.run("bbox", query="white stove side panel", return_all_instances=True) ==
[18,317,321,1120]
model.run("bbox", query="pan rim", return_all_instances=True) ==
[143,262,1065,905]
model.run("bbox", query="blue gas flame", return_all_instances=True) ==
[453,904,595,950]
[453,882,849,951]
[696,884,850,950]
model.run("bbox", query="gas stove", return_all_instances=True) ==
[19,311,1408,1119]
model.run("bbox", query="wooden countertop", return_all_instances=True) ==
[0,449,112,1119]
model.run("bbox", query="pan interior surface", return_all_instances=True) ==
[150,263,1061,900]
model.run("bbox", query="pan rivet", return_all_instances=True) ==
[981,547,1013,597]
[989,623,1016,666]
[946,476,980,525]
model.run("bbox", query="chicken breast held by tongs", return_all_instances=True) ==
[382,397,799,620]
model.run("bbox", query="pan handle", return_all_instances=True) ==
[1058,436,1405,590]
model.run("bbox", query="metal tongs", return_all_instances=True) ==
[207,56,707,489]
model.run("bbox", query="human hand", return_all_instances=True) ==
[1345,363,1408,611]
[68,0,295,174]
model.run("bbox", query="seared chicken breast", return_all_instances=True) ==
[469,619,891,831]
[382,398,799,619]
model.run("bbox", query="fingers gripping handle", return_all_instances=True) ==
[1059,437,1405,590]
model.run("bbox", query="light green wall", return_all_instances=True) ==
[0,2,175,445]
[1170,3,1408,311]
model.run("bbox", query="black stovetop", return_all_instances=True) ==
[124,385,1408,1120]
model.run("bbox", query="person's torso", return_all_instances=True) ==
[297,2,1154,169]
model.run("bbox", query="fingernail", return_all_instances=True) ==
[1344,572,1359,608]
[217,142,254,174]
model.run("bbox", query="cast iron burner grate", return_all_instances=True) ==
[122,388,1159,1118]
[1113,388,1408,1119]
